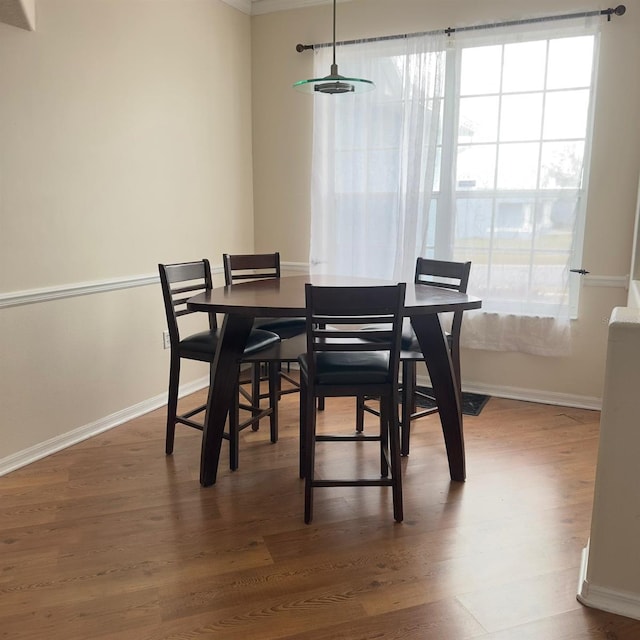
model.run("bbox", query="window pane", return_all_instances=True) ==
[460,45,501,95]
[454,197,493,243]
[537,196,579,235]
[547,36,594,89]
[484,256,534,302]
[492,199,535,251]
[459,96,499,143]
[529,255,570,304]
[502,40,547,93]
[540,141,584,189]
[500,93,543,141]
[543,89,590,140]
[496,142,540,189]
[456,145,497,189]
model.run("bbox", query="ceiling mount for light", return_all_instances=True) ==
[293,0,374,95]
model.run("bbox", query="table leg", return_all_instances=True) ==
[200,313,253,486]
[410,314,466,482]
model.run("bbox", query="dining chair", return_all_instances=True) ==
[158,259,281,470]
[223,252,306,399]
[358,258,472,456]
[298,283,406,524]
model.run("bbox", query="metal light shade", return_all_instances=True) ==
[293,64,375,94]
[293,0,374,95]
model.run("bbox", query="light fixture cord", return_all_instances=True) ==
[332,0,337,68]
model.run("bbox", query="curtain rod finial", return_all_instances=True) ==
[614,5,626,16]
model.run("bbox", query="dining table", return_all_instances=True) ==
[187,273,482,487]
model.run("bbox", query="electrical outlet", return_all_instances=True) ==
[162,330,171,349]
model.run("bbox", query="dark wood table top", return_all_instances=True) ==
[187,274,482,317]
[187,273,481,486]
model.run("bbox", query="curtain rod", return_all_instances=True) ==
[295,4,626,52]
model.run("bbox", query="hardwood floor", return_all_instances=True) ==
[2,383,640,639]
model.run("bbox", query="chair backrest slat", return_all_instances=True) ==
[304,283,406,384]
[413,258,472,388]
[172,293,201,309]
[415,258,471,339]
[223,252,281,285]
[158,259,216,344]
[415,258,471,292]
[170,283,208,296]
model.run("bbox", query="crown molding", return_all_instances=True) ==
[220,0,252,14]
[252,0,336,15]
[221,0,343,16]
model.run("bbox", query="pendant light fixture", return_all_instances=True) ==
[293,0,374,94]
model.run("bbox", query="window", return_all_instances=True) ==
[310,18,601,353]
[444,35,596,316]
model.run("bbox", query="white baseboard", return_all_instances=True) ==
[0,377,208,477]
[1,370,601,477]
[577,544,640,621]
[460,379,602,411]
[412,371,602,411]
[284,369,601,410]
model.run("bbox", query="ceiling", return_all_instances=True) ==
[235,0,342,15]
[0,0,339,29]
[0,0,34,30]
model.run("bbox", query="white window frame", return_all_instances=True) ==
[429,28,600,318]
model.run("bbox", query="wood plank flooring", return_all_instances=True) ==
[2,382,640,639]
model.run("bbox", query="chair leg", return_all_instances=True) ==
[268,363,279,443]
[276,364,283,400]
[165,352,181,455]
[304,390,317,524]
[299,379,307,479]
[401,361,416,456]
[389,395,404,523]
[379,397,390,478]
[355,396,365,432]
[251,364,261,431]
[229,381,240,471]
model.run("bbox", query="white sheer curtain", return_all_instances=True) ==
[309,18,600,356]
[310,32,447,283]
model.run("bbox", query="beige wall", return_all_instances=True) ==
[0,0,254,463]
[2,0,639,469]
[251,0,640,405]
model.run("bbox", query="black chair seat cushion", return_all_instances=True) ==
[244,329,281,354]
[403,332,453,353]
[180,328,279,358]
[362,320,452,352]
[299,351,390,385]
[180,329,219,357]
[361,319,415,349]
[254,317,306,339]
